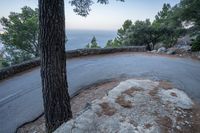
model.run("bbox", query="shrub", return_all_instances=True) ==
[191,36,200,51]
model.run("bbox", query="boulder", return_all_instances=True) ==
[180,45,191,52]
[151,50,157,53]
[157,47,166,53]
[176,35,192,47]
[154,42,165,50]
[167,49,176,55]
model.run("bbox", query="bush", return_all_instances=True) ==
[105,39,121,48]
[85,36,101,48]
[1,60,10,67]
[191,36,200,52]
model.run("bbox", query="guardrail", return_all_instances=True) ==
[0,46,146,80]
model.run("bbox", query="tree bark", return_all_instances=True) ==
[39,0,72,132]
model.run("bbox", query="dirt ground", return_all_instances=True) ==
[17,80,120,133]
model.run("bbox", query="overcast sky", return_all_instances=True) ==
[0,0,180,31]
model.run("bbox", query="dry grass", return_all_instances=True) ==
[115,95,132,108]
[117,87,142,109]
[149,87,159,97]
[122,87,142,96]
[70,80,119,114]
[99,102,116,116]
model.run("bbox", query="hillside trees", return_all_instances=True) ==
[179,0,200,51]
[153,3,185,47]
[108,3,186,50]
[180,0,200,28]
[113,19,165,50]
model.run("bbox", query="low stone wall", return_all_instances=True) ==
[66,46,146,58]
[0,46,146,80]
[0,58,40,80]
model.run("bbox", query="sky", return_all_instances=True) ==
[0,0,180,31]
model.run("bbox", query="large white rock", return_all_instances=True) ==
[54,79,194,133]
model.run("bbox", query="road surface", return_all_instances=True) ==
[0,53,200,133]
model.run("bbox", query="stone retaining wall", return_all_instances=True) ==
[66,46,146,58]
[0,46,146,80]
[0,58,40,80]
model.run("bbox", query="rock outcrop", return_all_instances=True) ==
[55,79,198,133]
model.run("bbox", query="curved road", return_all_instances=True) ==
[0,53,200,133]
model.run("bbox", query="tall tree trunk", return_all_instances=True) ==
[39,0,72,132]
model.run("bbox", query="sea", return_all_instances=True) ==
[0,30,117,51]
[66,30,117,50]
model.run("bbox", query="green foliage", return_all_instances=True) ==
[153,3,185,47]
[112,20,132,47]
[4,45,33,65]
[85,43,90,48]
[0,6,39,65]
[105,38,121,48]
[113,3,187,50]
[115,19,163,50]
[0,50,9,68]
[173,0,200,52]
[105,40,113,48]
[69,0,124,16]
[121,19,152,46]
[117,20,132,43]
[1,60,9,67]
[191,36,200,51]
[180,0,200,28]
[179,0,200,51]
[85,36,101,48]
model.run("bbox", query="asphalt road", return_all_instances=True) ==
[0,53,200,133]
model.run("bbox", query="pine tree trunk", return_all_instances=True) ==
[39,0,72,132]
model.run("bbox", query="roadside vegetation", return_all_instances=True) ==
[106,1,200,51]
